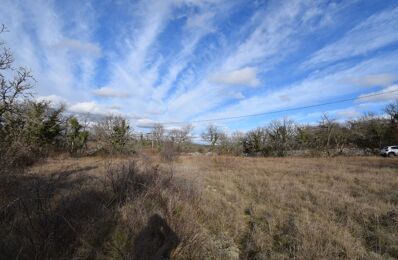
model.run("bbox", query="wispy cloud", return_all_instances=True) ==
[343,74,398,87]
[335,108,361,119]
[1,0,397,132]
[93,87,129,98]
[304,6,398,68]
[36,95,66,107]
[135,118,159,128]
[209,67,260,87]
[189,51,398,123]
[0,0,99,102]
[357,85,398,103]
[51,39,101,57]
[68,101,120,116]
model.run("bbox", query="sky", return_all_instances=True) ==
[1,0,398,135]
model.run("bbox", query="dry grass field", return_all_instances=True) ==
[173,155,398,259]
[1,155,397,259]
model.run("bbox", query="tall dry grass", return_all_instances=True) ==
[1,154,397,259]
[0,155,209,259]
[172,155,398,259]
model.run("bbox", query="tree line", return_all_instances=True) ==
[200,106,398,156]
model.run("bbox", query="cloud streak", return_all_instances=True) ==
[304,6,398,67]
[52,39,101,57]
[1,0,398,133]
[209,67,260,87]
[93,87,129,98]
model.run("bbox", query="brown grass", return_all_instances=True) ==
[1,155,397,259]
[170,155,398,259]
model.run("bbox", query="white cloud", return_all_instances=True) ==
[162,1,330,123]
[161,1,351,125]
[176,51,398,125]
[36,95,66,107]
[185,12,215,32]
[221,1,331,71]
[93,87,129,98]
[210,67,260,87]
[108,105,122,110]
[335,108,361,119]
[344,74,398,87]
[104,0,239,121]
[68,101,120,116]
[357,85,398,103]
[0,0,99,103]
[69,102,102,114]
[52,38,101,57]
[135,118,159,128]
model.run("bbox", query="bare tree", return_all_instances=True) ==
[0,24,36,169]
[0,25,34,123]
[201,124,222,149]
[385,100,398,124]
[318,114,337,155]
[0,25,13,71]
[219,131,245,155]
[168,124,193,144]
[151,123,165,147]
[332,123,350,154]
[93,115,132,153]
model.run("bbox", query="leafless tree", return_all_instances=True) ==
[0,25,34,123]
[201,124,222,149]
[151,123,165,147]
[93,115,132,153]
[219,131,245,155]
[318,114,337,155]
[0,24,13,71]
[385,100,398,124]
[168,124,193,144]
[0,24,36,170]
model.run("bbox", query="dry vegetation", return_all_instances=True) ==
[1,154,397,259]
[1,25,398,259]
[173,155,398,259]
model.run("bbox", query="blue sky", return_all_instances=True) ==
[1,0,398,135]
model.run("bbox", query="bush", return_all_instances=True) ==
[93,116,132,154]
[66,117,88,155]
[160,141,178,162]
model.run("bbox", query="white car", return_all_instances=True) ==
[380,146,398,157]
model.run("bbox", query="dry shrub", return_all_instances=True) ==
[0,157,207,259]
[106,160,210,259]
[160,141,178,162]
[103,160,159,205]
[0,166,110,259]
[0,142,40,175]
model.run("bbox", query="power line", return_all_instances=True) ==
[161,89,398,125]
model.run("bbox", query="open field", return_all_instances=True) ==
[1,155,397,259]
[173,155,398,259]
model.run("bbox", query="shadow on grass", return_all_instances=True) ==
[0,163,181,259]
[132,214,179,260]
[0,165,112,259]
